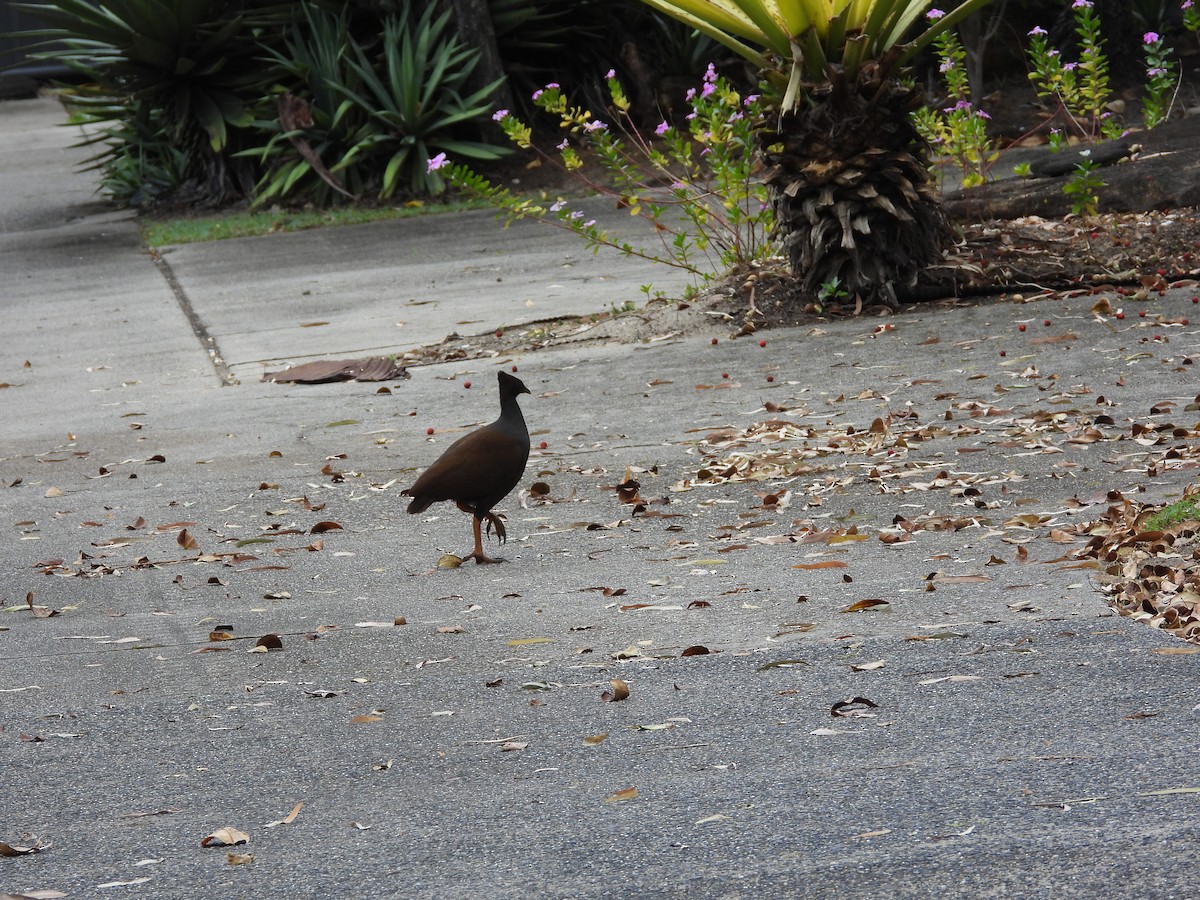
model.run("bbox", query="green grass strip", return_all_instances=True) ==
[139,199,488,248]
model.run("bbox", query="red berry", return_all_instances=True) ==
[511,365,519,372]
[758,339,767,348]
[766,375,775,383]
[1043,319,1051,327]
[1116,311,1125,319]
[1139,310,1146,318]
[426,427,435,435]
[1192,297,1198,304]
[722,372,729,379]
[539,441,548,450]
[710,338,718,345]
[1018,324,1026,332]
[999,350,1006,357]
[463,381,472,389]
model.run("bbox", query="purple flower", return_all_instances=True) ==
[927,8,945,19]
[701,82,716,98]
[583,120,607,133]
[583,219,596,227]
[939,59,955,73]
[976,109,992,120]
[1148,66,1168,77]
[703,63,717,83]
[1185,0,1195,9]
[426,152,447,172]
[569,210,583,220]
[1028,25,1047,36]
[685,87,697,101]
[605,68,615,79]
[654,121,669,135]
[492,109,509,122]
[1063,61,1078,71]
[550,199,566,212]
[1072,0,1092,8]
[744,94,759,106]
[556,138,569,151]
[1144,31,1160,43]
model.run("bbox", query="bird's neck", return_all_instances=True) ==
[499,395,526,430]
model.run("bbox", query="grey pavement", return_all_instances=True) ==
[2,95,1200,899]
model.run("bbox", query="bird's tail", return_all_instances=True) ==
[404,495,433,515]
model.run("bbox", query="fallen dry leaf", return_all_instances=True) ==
[601,678,630,702]
[850,660,886,672]
[918,675,984,685]
[0,838,51,857]
[605,787,638,802]
[853,828,893,839]
[831,696,879,718]
[841,598,890,613]
[263,357,408,383]
[200,826,250,847]
[265,802,303,828]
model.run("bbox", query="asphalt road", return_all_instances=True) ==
[3,95,1199,900]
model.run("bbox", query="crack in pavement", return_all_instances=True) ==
[149,248,238,387]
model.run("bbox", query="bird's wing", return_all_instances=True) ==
[406,427,527,506]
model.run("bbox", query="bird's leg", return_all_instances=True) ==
[465,514,502,565]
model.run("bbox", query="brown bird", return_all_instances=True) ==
[403,371,531,564]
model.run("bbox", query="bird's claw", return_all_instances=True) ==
[483,512,507,544]
[466,551,504,564]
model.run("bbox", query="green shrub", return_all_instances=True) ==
[18,0,279,205]
[243,1,509,203]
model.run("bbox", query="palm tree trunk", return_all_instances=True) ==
[758,64,953,307]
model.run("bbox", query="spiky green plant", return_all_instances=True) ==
[247,0,509,201]
[631,0,996,306]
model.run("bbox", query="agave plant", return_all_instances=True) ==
[248,0,509,202]
[633,0,995,306]
[336,1,510,197]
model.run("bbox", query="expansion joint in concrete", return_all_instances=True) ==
[149,249,239,386]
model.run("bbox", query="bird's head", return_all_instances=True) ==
[497,370,530,397]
